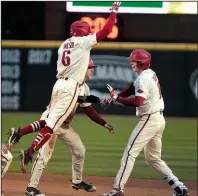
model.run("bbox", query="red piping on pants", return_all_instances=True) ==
[118,114,150,188]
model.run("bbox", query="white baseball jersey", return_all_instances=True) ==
[134,69,164,116]
[56,34,97,84]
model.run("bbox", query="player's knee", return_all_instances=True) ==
[79,145,86,159]
[73,145,86,159]
[128,148,139,159]
[145,155,160,165]
[120,149,137,165]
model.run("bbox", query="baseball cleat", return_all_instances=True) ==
[172,184,189,196]
[25,187,45,196]
[19,148,32,173]
[7,127,21,148]
[100,189,124,196]
[72,181,97,192]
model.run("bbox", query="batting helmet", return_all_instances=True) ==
[70,21,91,37]
[127,49,151,70]
[88,58,97,69]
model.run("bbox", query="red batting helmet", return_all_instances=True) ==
[70,21,91,37]
[88,58,97,69]
[128,49,151,70]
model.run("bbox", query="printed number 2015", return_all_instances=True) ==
[61,50,71,66]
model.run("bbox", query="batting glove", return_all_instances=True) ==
[110,1,121,14]
[107,84,118,101]
[100,97,114,109]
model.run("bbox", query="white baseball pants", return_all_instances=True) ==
[28,124,86,188]
[113,112,180,190]
[46,78,81,133]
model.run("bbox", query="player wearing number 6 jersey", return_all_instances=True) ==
[100,49,189,196]
[7,59,115,196]
[19,1,121,173]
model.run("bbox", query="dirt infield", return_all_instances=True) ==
[2,173,197,196]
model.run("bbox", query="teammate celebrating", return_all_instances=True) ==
[100,49,189,196]
[7,59,115,196]
[19,1,121,173]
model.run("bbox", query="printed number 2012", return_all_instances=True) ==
[61,50,71,66]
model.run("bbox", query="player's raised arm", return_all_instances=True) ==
[96,1,121,42]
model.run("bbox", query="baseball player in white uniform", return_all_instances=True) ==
[7,59,115,196]
[100,49,189,196]
[1,144,13,196]
[18,1,121,173]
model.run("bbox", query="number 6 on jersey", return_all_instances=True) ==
[61,50,71,66]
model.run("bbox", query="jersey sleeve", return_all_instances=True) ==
[80,83,91,107]
[134,77,149,99]
[78,34,97,50]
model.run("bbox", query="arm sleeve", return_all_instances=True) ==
[116,78,149,107]
[78,33,97,50]
[96,12,117,41]
[83,106,107,126]
[118,83,135,97]
[117,96,145,107]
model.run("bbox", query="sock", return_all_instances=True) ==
[164,176,183,194]
[29,126,53,157]
[19,120,46,137]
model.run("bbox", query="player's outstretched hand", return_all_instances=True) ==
[110,1,121,14]
[107,84,118,101]
[100,98,113,109]
[104,123,115,135]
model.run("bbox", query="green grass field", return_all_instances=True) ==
[2,112,197,181]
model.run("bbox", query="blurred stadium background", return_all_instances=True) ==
[1,1,197,182]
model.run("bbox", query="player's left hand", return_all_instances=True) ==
[107,84,118,101]
[104,123,115,135]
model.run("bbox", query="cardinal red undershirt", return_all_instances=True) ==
[117,96,145,107]
[117,84,145,107]
[96,12,116,41]
[83,106,106,126]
